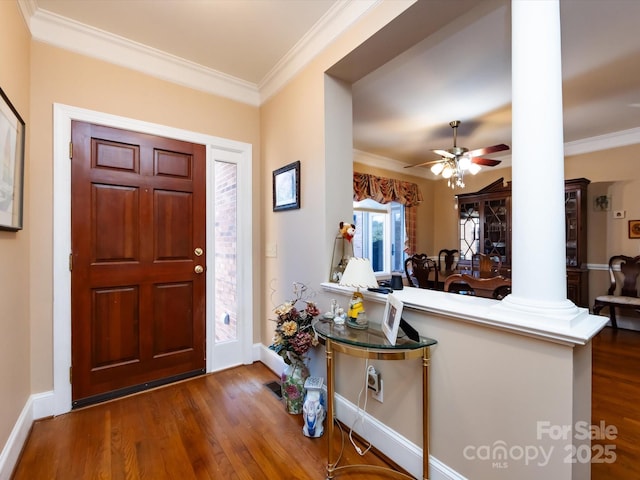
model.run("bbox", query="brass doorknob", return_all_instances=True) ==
[194,265,204,274]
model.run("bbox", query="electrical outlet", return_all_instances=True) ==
[367,367,379,393]
[367,365,383,402]
[613,210,625,219]
[372,379,383,403]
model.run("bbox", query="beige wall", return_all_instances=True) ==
[0,0,31,454]
[259,1,415,348]
[27,42,260,396]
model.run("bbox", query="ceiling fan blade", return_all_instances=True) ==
[467,143,509,157]
[404,159,444,168]
[432,149,455,159]
[471,157,502,167]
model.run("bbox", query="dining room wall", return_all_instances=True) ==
[353,158,435,257]
[565,142,640,316]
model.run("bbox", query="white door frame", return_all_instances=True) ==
[51,104,253,415]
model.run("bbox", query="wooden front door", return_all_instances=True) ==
[70,121,206,407]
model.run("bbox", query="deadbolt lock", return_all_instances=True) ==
[194,247,203,256]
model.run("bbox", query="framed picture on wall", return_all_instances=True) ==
[272,161,300,211]
[629,220,640,239]
[0,87,25,231]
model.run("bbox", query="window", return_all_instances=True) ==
[353,199,406,275]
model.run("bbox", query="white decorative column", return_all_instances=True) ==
[499,0,581,321]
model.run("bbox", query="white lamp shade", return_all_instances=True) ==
[458,156,471,170]
[430,162,444,175]
[469,163,481,175]
[339,257,378,289]
[441,164,453,179]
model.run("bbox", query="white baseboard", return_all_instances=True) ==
[333,392,465,480]
[257,342,285,375]
[0,396,35,480]
[2,347,464,480]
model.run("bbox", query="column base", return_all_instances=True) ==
[494,294,586,326]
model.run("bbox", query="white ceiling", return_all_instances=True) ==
[349,0,640,173]
[22,0,640,176]
[33,0,338,85]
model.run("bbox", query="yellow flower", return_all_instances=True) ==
[281,320,298,337]
[275,302,294,317]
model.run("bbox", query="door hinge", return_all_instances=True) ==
[69,253,73,272]
[69,142,73,159]
[69,366,72,384]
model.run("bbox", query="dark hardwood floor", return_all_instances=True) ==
[591,326,640,480]
[11,325,640,479]
[11,362,396,480]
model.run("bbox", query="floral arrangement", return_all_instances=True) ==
[269,282,320,365]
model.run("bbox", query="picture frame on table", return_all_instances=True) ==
[629,220,640,239]
[382,293,404,345]
[272,160,300,211]
[0,88,25,231]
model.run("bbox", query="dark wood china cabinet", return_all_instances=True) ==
[457,178,512,269]
[455,177,590,307]
[564,178,590,307]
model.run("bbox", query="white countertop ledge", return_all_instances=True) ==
[320,283,608,347]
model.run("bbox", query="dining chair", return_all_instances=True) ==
[472,253,502,278]
[437,249,460,275]
[404,254,439,289]
[593,255,640,328]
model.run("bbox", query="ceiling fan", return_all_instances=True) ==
[406,120,509,188]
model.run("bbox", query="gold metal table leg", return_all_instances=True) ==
[423,346,430,480]
[326,338,335,479]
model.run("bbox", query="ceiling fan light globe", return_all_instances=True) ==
[442,165,453,179]
[458,156,472,170]
[430,163,444,175]
[469,163,481,175]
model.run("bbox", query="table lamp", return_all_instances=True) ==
[339,257,378,329]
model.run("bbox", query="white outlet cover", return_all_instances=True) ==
[613,210,625,219]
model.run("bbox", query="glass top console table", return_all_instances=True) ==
[313,320,437,480]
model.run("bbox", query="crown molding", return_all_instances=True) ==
[18,0,380,107]
[22,2,261,106]
[564,127,640,156]
[259,0,381,103]
[353,149,432,180]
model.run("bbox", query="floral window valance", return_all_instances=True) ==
[353,172,423,206]
[353,172,423,255]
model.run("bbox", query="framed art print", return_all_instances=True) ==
[629,220,640,239]
[382,293,404,345]
[272,160,300,211]
[0,87,25,231]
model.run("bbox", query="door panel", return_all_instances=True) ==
[71,121,206,407]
